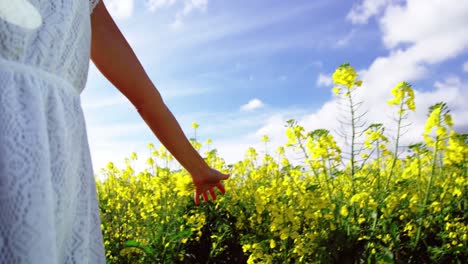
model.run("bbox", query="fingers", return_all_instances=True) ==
[192,171,229,205]
[194,192,200,205]
[194,188,218,205]
[209,189,217,201]
[216,182,226,194]
[220,173,230,180]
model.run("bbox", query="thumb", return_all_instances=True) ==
[219,173,230,180]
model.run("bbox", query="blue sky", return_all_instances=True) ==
[82,0,468,173]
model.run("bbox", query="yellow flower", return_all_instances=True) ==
[387,82,416,112]
[453,188,462,197]
[270,239,276,249]
[340,205,349,217]
[175,174,194,196]
[332,63,361,89]
[242,244,252,253]
[332,87,341,95]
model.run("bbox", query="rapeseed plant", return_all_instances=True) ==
[96,63,467,263]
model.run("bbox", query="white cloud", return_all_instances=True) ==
[463,61,468,72]
[413,77,468,132]
[251,76,468,165]
[209,141,254,165]
[211,109,312,165]
[181,0,208,16]
[347,0,394,24]
[316,73,332,87]
[104,0,134,19]
[131,2,327,63]
[348,0,468,140]
[351,0,468,107]
[333,28,362,49]
[170,0,208,29]
[252,0,468,159]
[254,114,287,140]
[240,99,265,111]
[335,30,356,48]
[247,107,343,164]
[146,0,177,12]
[380,0,468,49]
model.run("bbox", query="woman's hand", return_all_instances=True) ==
[191,168,230,205]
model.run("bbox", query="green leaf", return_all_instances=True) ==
[306,184,320,192]
[169,229,193,242]
[142,245,156,255]
[380,247,395,264]
[124,240,140,248]
[124,240,156,256]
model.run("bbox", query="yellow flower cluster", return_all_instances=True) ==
[96,64,467,263]
[332,62,362,95]
[96,145,213,262]
[445,132,468,166]
[387,82,416,112]
[424,102,453,148]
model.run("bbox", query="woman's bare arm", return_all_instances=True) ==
[89,1,228,204]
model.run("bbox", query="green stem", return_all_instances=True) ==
[417,154,422,197]
[387,101,404,190]
[376,139,381,191]
[321,157,333,203]
[347,91,357,194]
[298,137,320,182]
[414,136,439,247]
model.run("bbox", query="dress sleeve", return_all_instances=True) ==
[89,0,100,14]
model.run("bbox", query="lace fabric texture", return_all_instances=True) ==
[0,1,105,263]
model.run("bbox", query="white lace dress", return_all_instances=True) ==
[0,1,105,263]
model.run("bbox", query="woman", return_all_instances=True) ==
[0,1,229,263]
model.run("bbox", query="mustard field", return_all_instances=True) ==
[97,64,467,263]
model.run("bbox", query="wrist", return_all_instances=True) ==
[189,157,211,181]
